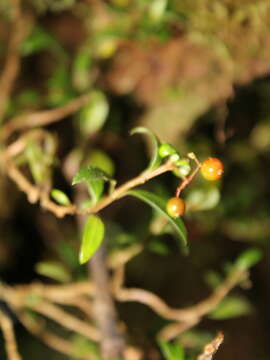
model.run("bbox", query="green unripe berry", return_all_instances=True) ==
[169,153,180,163]
[174,164,191,178]
[158,143,176,158]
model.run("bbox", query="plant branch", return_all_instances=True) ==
[0,0,32,125]
[0,310,22,360]
[0,94,91,141]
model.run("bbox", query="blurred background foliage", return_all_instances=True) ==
[1,0,270,359]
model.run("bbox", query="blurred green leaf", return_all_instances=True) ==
[71,334,100,359]
[235,248,262,270]
[51,189,71,206]
[79,91,109,136]
[25,141,49,184]
[47,66,74,106]
[72,47,92,91]
[186,186,220,212]
[21,26,63,56]
[148,0,168,23]
[88,150,115,177]
[130,126,161,171]
[128,190,187,251]
[158,340,185,360]
[209,296,252,320]
[35,261,71,283]
[72,166,111,185]
[79,215,105,264]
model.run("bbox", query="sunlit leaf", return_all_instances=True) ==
[128,190,187,251]
[79,215,105,264]
[35,261,71,283]
[130,126,161,171]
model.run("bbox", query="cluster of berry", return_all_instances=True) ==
[167,157,224,218]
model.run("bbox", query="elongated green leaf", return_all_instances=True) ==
[72,165,110,185]
[209,296,252,320]
[79,215,105,264]
[130,126,161,171]
[35,261,71,283]
[128,190,187,250]
[235,248,262,270]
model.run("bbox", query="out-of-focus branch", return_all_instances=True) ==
[0,94,91,141]
[0,0,32,124]
[0,310,22,360]
[197,332,224,360]
[113,262,246,340]
[2,152,174,217]
[17,312,91,360]
[30,301,100,341]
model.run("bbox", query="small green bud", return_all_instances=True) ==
[158,143,176,158]
[51,189,71,206]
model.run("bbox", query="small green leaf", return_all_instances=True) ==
[35,261,71,283]
[79,91,109,136]
[51,189,71,206]
[72,165,111,185]
[158,340,185,360]
[128,190,187,250]
[87,179,104,205]
[130,126,161,171]
[79,215,105,264]
[209,296,252,320]
[235,248,262,270]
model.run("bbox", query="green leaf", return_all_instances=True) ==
[186,187,220,212]
[130,126,161,171]
[20,26,63,56]
[235,248,262,270]
[158,340,185,360]
[72,47,92,91]
[209,296,252,320]
[128,190,187,250]
[79,215,105,264]
[35,261,71,283]
[51,189,71,206]
[72,165,111,185]
[79,91,109,136]
[87,179,104,205]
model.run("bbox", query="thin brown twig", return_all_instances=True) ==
[0,0,32,124]
[30,301,100,341]
[197,332,224,360]
[0,310,22,360]
[114,265,245,323]
[17,312,91,360]
[176,153,202,197]
[3,157,174,217]
[1,93,91,141]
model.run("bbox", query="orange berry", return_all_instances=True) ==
[166,197,185,218]
[201,157,224,181]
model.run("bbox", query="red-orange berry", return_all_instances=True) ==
[166,197,185,218]
[201,157,224,181]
